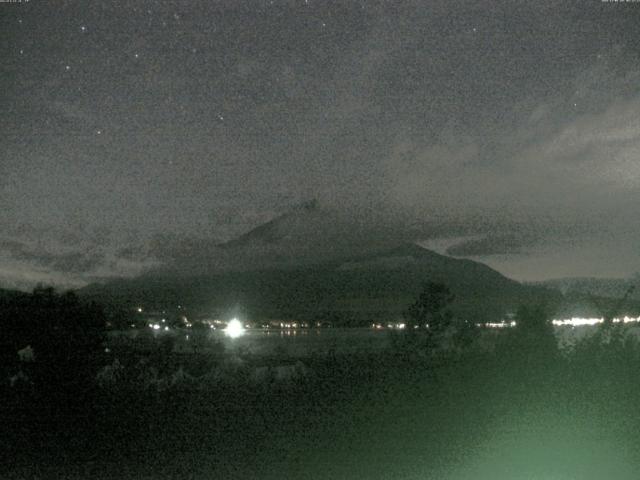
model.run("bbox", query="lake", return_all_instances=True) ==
[107,323,640,357]
[108,327,393,357]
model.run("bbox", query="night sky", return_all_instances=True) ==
[2,0,640,289]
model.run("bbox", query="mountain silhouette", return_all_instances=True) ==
[80,206,562,324]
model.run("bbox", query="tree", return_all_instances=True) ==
[591,285,635,326]
[402,281,475,355]
[0,286,106,394]
[406,281,455,331]
[504,304,558,368]
[576,285,639,368]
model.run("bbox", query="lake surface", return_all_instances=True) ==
[109,327,393,357]
[108,323,640,357]
[215,328,393,356]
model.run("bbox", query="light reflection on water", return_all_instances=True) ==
[110,322,640,357]
[110,328,391,357]
[211,328,388,356]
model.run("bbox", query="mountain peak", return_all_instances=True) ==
[219,200,327,250]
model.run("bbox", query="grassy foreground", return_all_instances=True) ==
[3,327,640,480]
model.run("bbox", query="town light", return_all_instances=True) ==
[224,318,245,338]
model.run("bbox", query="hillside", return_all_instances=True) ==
[148,202,406,276]
[80,241,561,325]
[0,287,29,304]
[78,203,567,324]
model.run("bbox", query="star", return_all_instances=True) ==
[65,65,71,71]
[19,49,24,55]
[134,53,139,59]
[80,26,87,32]
[96,129,102,135]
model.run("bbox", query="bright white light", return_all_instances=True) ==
[552,316,640,327]
[224,318,245,338]
[475,316,640,328]
[152,324,160,330]
[552,317,602,327]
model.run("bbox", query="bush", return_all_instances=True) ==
[0,286,106,395]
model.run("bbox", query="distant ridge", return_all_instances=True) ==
[80,236,562,325]
[533,276,640,300]
[79,203,567,324]
[144,201,406,275]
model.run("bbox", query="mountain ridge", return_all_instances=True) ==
[80,239,562,325]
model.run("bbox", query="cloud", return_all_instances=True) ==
[51,251,106,274]
[4,2,640,286]
[0,232,161,291]
[446,234,536,257]
[375,54,640,278]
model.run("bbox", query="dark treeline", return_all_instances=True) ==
[2,283,640,478]
[0,286,105,392]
